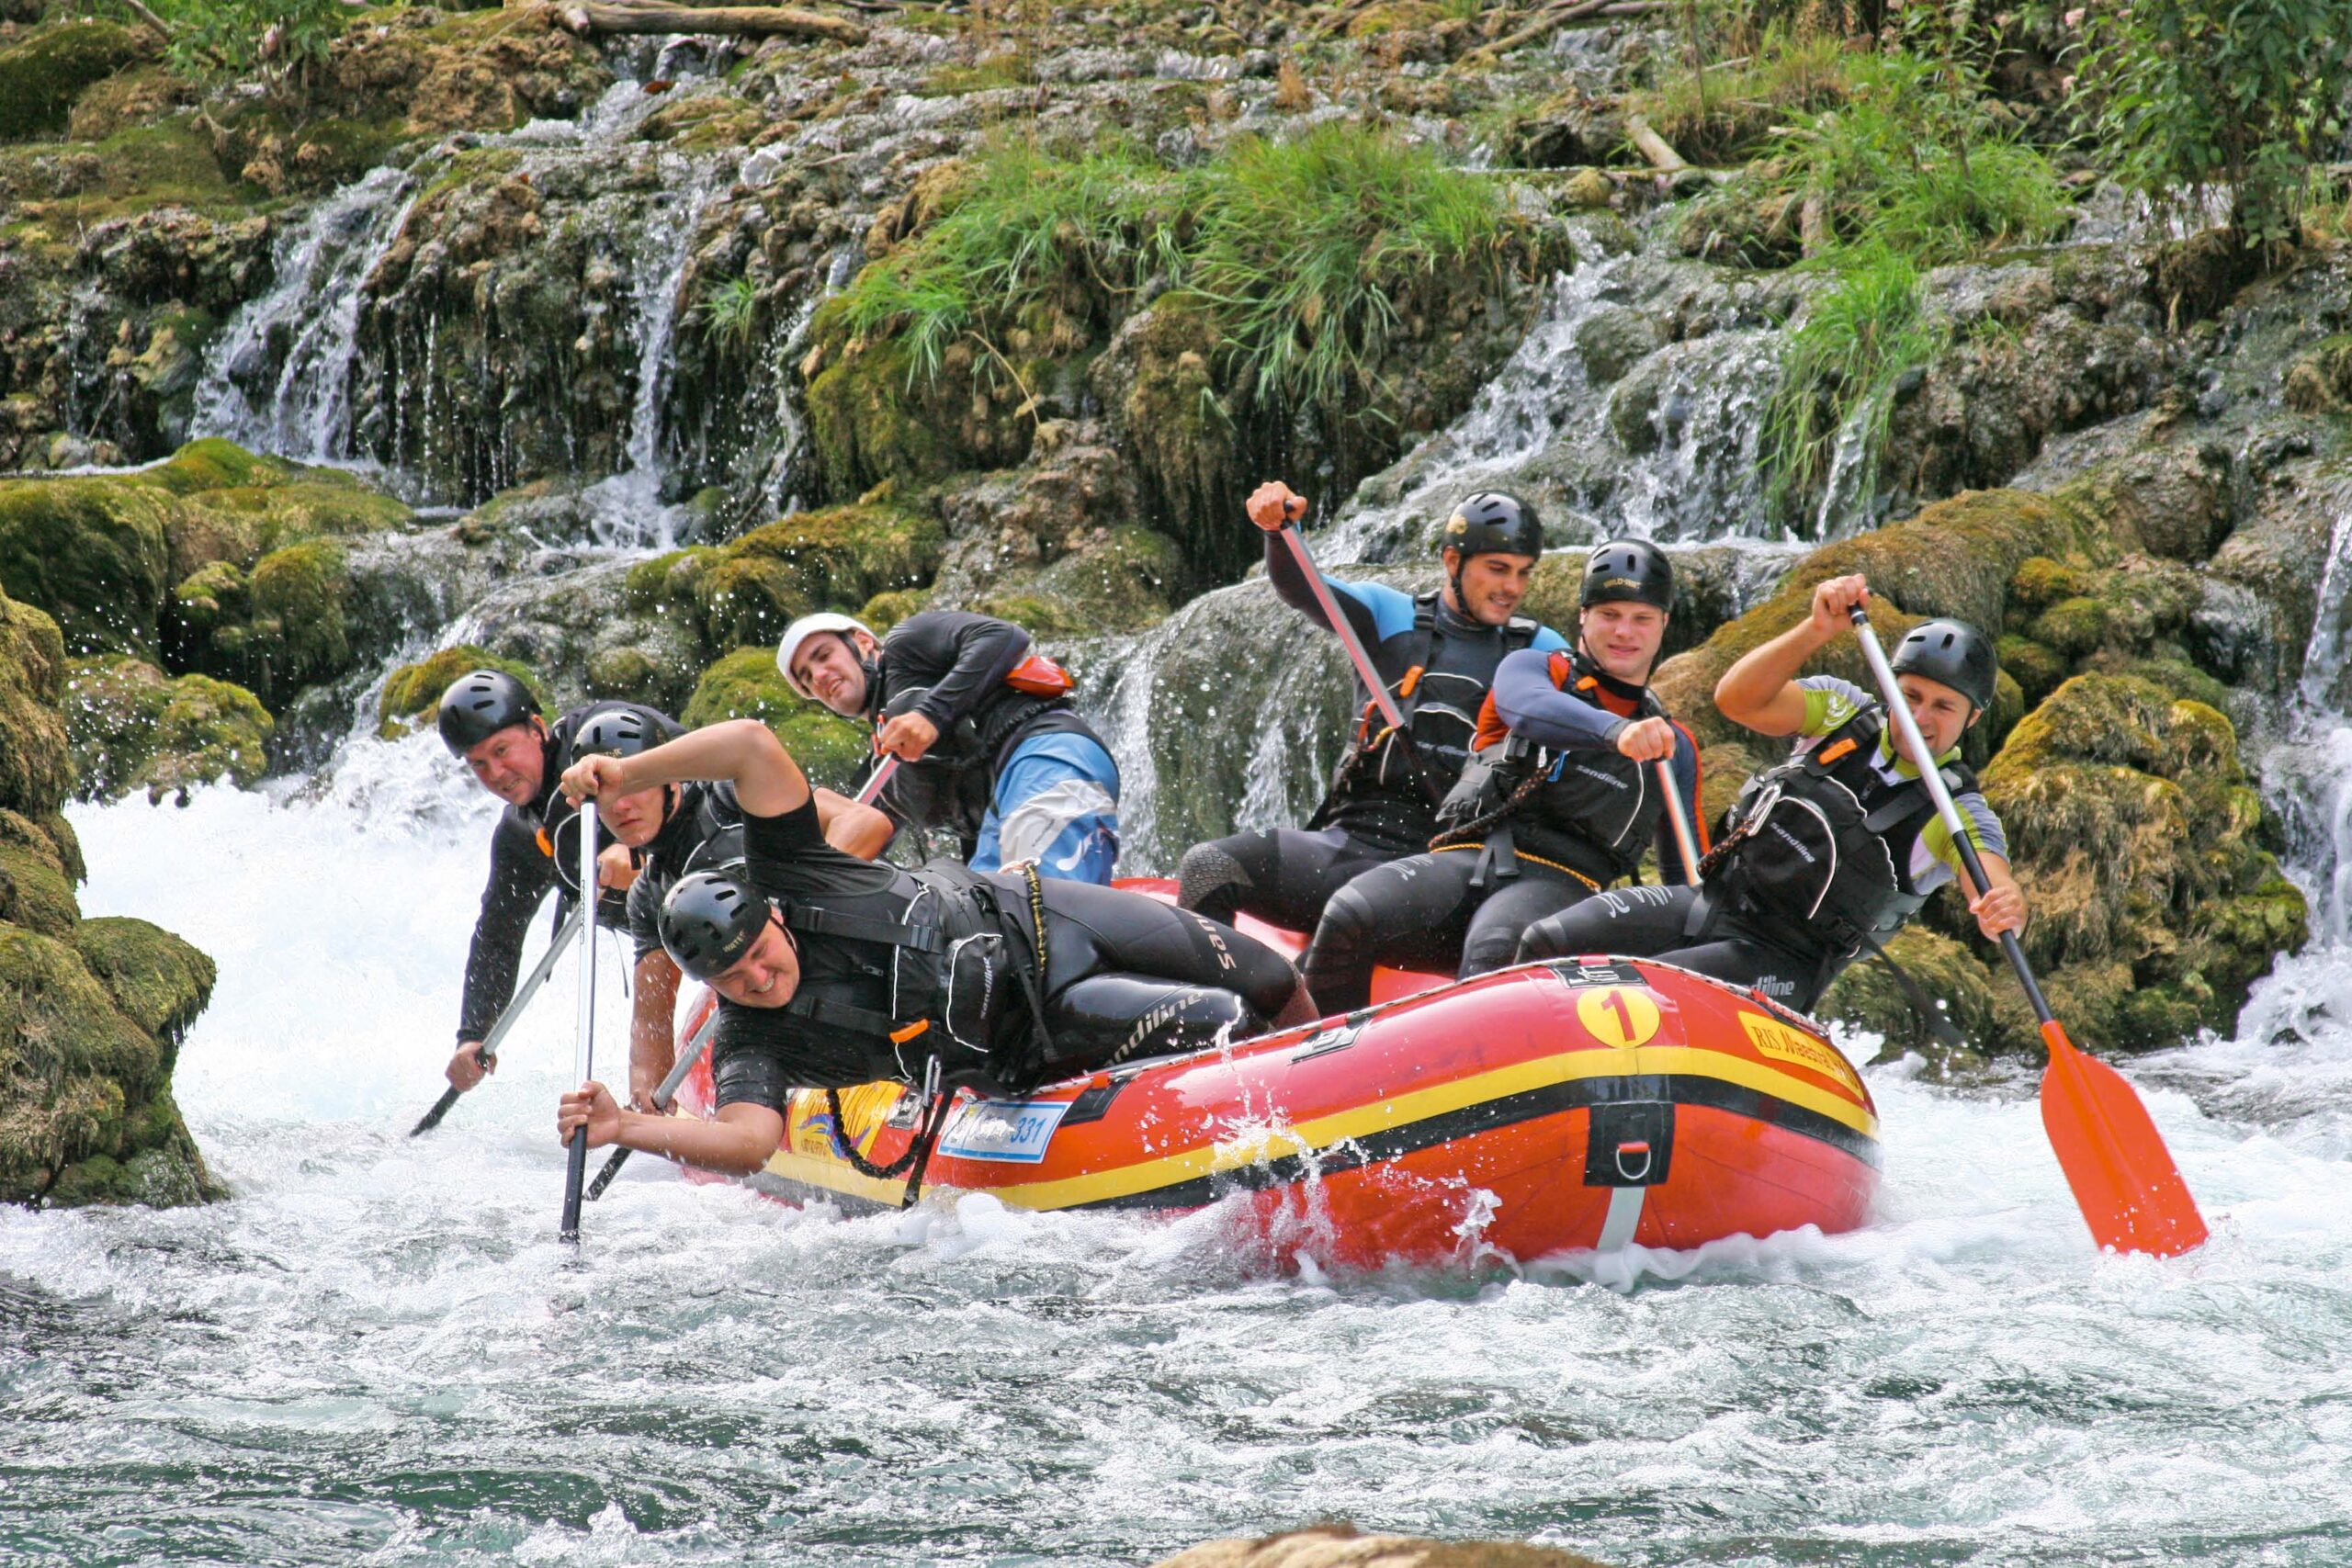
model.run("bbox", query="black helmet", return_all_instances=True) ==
[436,670,540,756]
[1580,538,1675,613]
[1438,492,1544,561]
[1890,618,1999,714]
[563,705,675,769]
[660,869,774,982]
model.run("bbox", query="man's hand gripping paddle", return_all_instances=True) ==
[1850,606,2207,1257]
[560,801,599,1244]
[409,900,585,1137]
[582,754,903,1199]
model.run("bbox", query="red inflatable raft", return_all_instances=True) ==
[667,889,1881,1266]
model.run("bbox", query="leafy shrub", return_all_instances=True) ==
[2073,0,2352,253]
[103,0,349,80]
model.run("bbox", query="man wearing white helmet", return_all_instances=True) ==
[777,607,1122,883]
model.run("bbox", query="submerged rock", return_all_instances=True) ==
[0,587,219,1206]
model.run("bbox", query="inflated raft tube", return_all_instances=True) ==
[669,953,1879,1268]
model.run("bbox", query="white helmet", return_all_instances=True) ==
[775,613,877,700]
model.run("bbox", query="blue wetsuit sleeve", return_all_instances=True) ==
[1490,649,1625,751]
[1262,529,1408,649]
[1530,625,1571,654]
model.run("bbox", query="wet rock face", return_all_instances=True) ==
[0,588,220,1207]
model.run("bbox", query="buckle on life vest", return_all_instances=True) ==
[535,828,554,858]
[1396,666,1425,699]
[889,1019,931,1045]
[1817,736,1860,765]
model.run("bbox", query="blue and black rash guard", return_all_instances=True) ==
[1265,532,1569,853]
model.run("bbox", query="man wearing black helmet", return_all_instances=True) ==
[1174,479,1571,937]
[1516,574,2026,1012]
[550,719,1313,1176]
[570,707,892,1111]
[1300,538,1703,1013]
[776,608,1121,883]
[435,681,881,1101]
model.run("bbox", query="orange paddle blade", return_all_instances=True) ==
[2039,1021,2209,1258]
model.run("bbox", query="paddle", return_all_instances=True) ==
[559,800,600,1244]
[1849,607,2209,1257]
[582,749,902,1198]
[1273,517,1447,807]
[409,900,587,1136]
[584,1006,718,1201]
[1657,758,1702,884]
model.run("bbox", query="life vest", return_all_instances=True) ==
[876,657,1099,853]
[1703,705,1975,960]
[1309,593,1543,848]
[721,863,1034,1087]
[1430,649,1668,886]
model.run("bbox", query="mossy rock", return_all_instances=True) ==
[64,655,273,802]
[680,647,868,794]
[978,526,1183,636]
[0,590,73,818]
[0,473,178,656]
[166,538,356,705]
[2283,333,2352,414]
[1996,635,2066,707]
[0,836,78,937]
[858,588,930,633]
[146,437,291,495]
[0,21,144,142]
[73,916,214,1059]
[2008,555,2085,611]
[1977,672,2303,1049]
[1650,487,2104,751]
[805,304,1032,498]
[691,503,945,649]
[0,921,222,1207]
[1817,927,2005,1068]
[377,643,545,739]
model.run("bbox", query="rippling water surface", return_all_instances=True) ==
[9,740,2352,1567]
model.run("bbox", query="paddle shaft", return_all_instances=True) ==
[1656,758,1702,885]
[584,1006,718,1200]
[560,802,599,1242]
[1846,612,2043,1010]
[1276,522,1408,732]
[409,901,587,1136]
[857,750,900,806]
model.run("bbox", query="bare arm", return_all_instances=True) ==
[627,952,681,1108]
[1714,573,1871,737]
[559,1080,785,1177]
[562,718,809,818]
[1960,850,2028,941]
[813,787,894,860]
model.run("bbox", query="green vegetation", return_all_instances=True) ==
[695,276,763,352]
[2075,0,2352,253]
[1628,21,1853,163]
[832,122,1515,433]
[103,0,352,81]
[0,21,144,141]
[1749,42,2073,526]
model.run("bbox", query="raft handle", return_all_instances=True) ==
[1612,1140,1654,1183]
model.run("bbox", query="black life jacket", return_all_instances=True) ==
[1432,651,1665,886]
[1704,705,1975,960]
[1310,593,1543,851]
[726,863,1033,1087]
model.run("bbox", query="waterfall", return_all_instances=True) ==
[2265,499,2352,947]
[189,165,422,463]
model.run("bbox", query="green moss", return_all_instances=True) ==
[2009,555,2086,610]
[807,323,971,497]
[0,474,178,656]
[0,838,79,936]
[0,21,143,142]
[1817,926,2005,1067]
[2031,594,2107,657]
[1997,634,2066,707]
[624,547,716,615]
[680,648,869,794]
[377,644,544,739]
[980,526,1184,637]
[0,924,161,1201]
[857,588,930,633]
[64,655,273,801]
[72,916,214,1052]
[0,591,73,818]
[690,502,945,649]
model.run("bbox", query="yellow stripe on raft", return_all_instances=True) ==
[976,1039,1875,1212]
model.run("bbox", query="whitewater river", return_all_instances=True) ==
[7,733,2352,1567]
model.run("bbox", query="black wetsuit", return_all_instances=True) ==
[624,780,744,964]
[1176,533,1569,933]
[452,701,666,1044]
[861,609,1110,863]
[1301,649,1702,1014]
[709,796,1305,1111]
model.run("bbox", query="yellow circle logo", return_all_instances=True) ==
[1577,987,1661,1049]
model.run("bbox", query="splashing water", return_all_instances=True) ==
[5,719,2352,1564]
